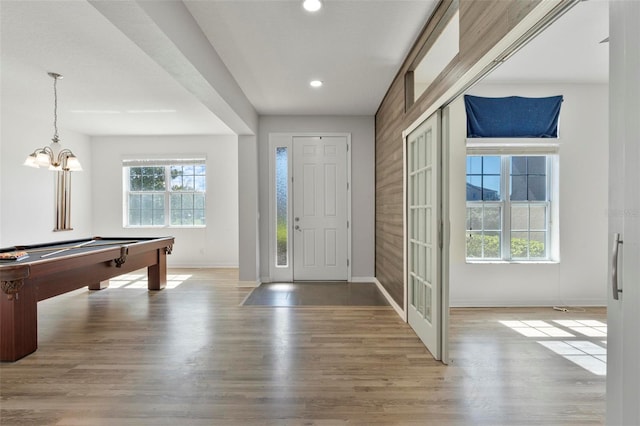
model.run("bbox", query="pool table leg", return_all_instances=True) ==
[0,283,38,362]
[147,248,167,291]
[88,280,109,291]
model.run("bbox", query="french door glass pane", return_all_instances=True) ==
[425,283,432,323]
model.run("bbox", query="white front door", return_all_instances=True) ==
[292,136,348,281]
[407,112,442,359]
[607,2,640,424]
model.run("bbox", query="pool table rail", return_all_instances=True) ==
[0,236,174,361]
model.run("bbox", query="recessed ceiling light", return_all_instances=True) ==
[303,0,322,12]
[310,80,323,88]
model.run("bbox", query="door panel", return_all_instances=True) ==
[407,112,441,360]
[293,136,348,281]
[607,2,640,424]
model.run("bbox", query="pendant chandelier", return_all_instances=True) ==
[23,72,82,172]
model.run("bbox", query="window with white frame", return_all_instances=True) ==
[466,155,554,261]
[123,158,206,227]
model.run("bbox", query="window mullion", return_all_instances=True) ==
[547,158,552,259]
[165,165,171,227]
[502,156,511,260]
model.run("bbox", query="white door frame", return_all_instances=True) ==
[268,133,352,283]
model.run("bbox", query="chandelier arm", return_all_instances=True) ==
[41,146,54,157]
[57,148,74,162]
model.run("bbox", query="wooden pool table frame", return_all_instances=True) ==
[0,237,174,362]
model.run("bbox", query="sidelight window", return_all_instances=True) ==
[275,147,289,267]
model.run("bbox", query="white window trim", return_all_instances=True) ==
[465,151,558,263]
[122,156,207,229]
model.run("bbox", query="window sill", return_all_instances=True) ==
[465,260,559,265]
[124,225,206,229]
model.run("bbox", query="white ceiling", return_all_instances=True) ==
[483,0,608,84]
[0,0,608,138]
[0,0,438,136]
[0,1,234,136]
[183,0,439,116]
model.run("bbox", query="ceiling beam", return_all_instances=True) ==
[89,0,258,135]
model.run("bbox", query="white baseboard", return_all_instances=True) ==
[167,264,239,269]
[349,276,376,283]
[237,280,261,288]
[450,299,607,308]
[373,277,405,321]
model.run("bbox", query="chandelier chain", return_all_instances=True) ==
[53,76,59,141]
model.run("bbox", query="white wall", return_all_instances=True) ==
[238,135,260,284]
[0,109,93,246]
[90,135,239,268]
[258,116,375,281]
[448,83,608,306]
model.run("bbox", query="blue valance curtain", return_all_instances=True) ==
[464,95,563,138]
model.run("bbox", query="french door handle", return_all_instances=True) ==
[611,233,623,300]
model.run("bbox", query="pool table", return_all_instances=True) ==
[0,236,174,361]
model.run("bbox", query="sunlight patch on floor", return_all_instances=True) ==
[500,319,607,376]
[553,320,607,337]
[499,320,574,337]
[108,273,191,289]
[538,340,607,375]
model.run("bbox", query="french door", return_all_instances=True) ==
[407,111,442,359]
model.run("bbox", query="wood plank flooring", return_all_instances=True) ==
[0,269,605,425]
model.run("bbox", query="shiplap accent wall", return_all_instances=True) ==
[375,0,542,306]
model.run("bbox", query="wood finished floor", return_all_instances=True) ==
[0,269,605,425]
